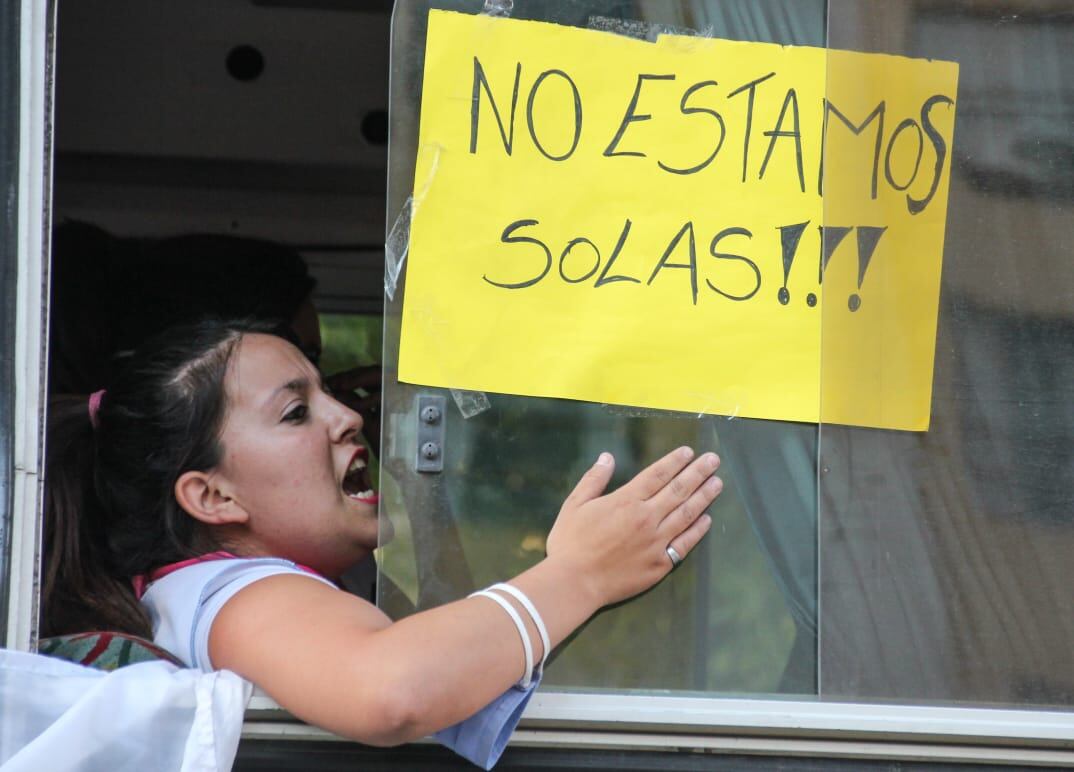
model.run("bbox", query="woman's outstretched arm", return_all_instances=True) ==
[209,447,721,745]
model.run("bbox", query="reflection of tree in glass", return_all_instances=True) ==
[319,313,383,376]
[444,399,798,694]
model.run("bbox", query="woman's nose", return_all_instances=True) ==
[327,394,364,442]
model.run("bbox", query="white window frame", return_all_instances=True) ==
[10,1,1074,766]
[242,690,1074,765]
[6,0,52,653]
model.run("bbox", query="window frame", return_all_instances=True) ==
[244,690,1074,764]
[5,0,52,652]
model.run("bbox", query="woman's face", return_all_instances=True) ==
[212,333,380,577]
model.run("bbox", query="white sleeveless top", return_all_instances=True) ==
[140,558,336,671]
[140,558,539,770]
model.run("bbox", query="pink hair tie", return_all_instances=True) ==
[88,389,106,429]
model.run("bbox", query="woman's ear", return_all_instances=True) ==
[174,470,248,526]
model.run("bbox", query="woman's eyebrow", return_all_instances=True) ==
[263,376,310,408]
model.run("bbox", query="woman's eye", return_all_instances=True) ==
[283,404,309,423]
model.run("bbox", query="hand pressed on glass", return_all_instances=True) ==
[546,447,720,607]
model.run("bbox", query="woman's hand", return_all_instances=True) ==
[545,447,722,608]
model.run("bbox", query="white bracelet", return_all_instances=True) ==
[488,583,550,675]
[469,589,534,689]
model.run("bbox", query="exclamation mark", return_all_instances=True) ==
[849,226,886,311]
[810,225,853,307]
[777,221,810,305]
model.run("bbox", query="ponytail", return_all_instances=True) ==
[42,395,151,637]
[41,318,283,638]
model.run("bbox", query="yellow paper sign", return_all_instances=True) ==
[399,10,958,430]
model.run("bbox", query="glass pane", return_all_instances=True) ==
[382,0,823,695]
[319,313,383,375]
[820,1,1074,708]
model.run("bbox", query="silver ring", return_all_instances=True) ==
[666,545,683,568]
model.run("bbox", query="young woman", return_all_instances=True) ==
[43,319,721,746]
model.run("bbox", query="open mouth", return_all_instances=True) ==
[342,446,378,504]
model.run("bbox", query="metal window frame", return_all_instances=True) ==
[4,0,53,652]
[245,691,1074,765]
[240,725,1074,769]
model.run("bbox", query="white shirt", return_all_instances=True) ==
[140,558,336,671]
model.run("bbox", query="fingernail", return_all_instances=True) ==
[701,514,712,527]
[596,452,613,466]
[679,446,694,460]
[705,476,722,492]
[705,452,719,470]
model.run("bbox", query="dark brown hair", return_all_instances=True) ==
[41,318,282,637]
